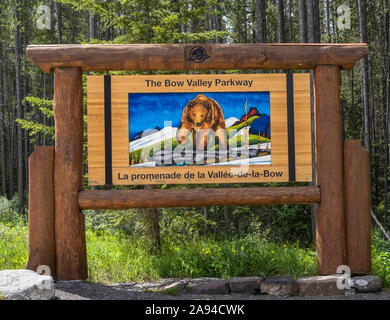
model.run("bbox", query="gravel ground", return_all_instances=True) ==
[54,280,390,300]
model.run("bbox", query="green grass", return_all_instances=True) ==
[1,219,389,288]
[371,228,390,288]
[156,237,316,280]
[0,223,28,269]
[372,246,390,288]
[86,230,160,283]
[224,115,260,135]
[86,232,317,283]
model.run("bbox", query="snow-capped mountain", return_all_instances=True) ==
[129,126,178,152]
[225,117,240,128]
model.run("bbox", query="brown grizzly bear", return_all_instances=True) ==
[177,94,227,151]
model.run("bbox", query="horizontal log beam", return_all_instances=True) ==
[78,186,321,209]
[26,43,368,73]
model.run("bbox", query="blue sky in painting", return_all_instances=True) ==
[128,91,270,139]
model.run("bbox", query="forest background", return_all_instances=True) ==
[0,0,389,285]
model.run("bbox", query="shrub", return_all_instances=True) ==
[0,195,26,225]
[0,223,28,269]
[371,228,390,288]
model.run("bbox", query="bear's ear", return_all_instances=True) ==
[204,99,213,120]
[208,98,219,122]
[213,101,220,122]
[182,101,194,123]
[209,97,225,125]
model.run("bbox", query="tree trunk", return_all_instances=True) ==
[233,213,239,234]
[203,206,209,234]
[383,0,390,228]
[256,0,266,43]
[6,64,14,199]
[298,0,308,78]
[277,0,285,43]
[14,1,24,213]
[143,185,161,254]
[214,4,223,44]
[287,0,293,42]
[55,1,62,44]
[370,75,377,204]
[22,78,28,198]
[306,0,314,43]
[299,0,307,43]
[357,0,370,152]
[243,1,248,43]
[299,0,307,42]
[331,0,339,41]
[256,0,266,74]
[236,0,243,43]
[325,0,331,42]
[313,0,320,42]
[224,206,230,230]
[21,33,29,198]
[251,4,256,42]
[105,21,111,41]
[144,208,161,254]
[379,0,389,228]
[0,43,6,196]
[89,10,96,40]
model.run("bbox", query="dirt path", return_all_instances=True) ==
[55,280,390,300]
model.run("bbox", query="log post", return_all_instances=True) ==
[314,65,346,274]
[26,146,55,278]
[53,67,88,280]
[25,44,369,73]
[344,140,371,274]
[78,186,321,209]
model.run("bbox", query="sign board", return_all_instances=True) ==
[87,73,312,185]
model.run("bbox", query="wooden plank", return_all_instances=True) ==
[87,76,105,167]
[344,140,371,274]
[26,146,56,278]
[111,165,289,185]
[110,75,287,171]
[113,85,288,184]
[87,76,105,185]
[111,74,287,93]
[78,186,321,209]
[87,74,314,185]
[112,78,289,184]
[54,67,88,280]
[269,90,288,167]
[26,43,368,73]
[111,75,129,169]
[294,73,312,181]
[314,65,346,275]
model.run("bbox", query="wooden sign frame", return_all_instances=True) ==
[87,73,312,185]
[25,43,370,281]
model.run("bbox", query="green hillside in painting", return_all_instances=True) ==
[130,115,270,165]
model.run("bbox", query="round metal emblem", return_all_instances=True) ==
[189,46,210,63]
